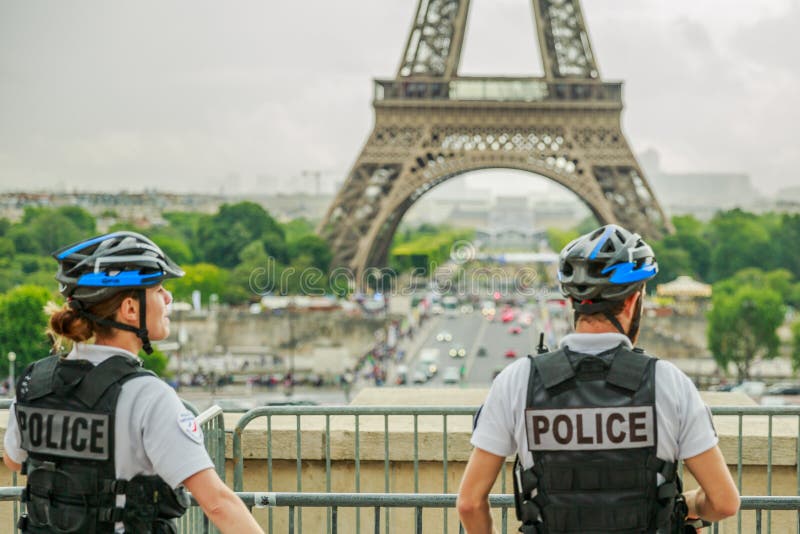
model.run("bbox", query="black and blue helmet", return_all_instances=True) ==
[53,231,184,304]
[558,224,657,303]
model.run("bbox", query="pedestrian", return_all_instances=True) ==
[457,224,739,533]
[3,231,263,534]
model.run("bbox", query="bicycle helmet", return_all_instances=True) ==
[558,224,657,338]
[52,231,184,353]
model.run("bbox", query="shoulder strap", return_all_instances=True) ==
[22,356,60,401]
[606,346,654,392]
[74,355,152,408]
[533,348,573,390]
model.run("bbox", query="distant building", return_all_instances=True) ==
[639,149,762,219]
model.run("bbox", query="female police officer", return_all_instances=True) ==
[457,225,739,533]
[3,231,263,533]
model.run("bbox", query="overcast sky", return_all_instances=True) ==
[1,0,797,198]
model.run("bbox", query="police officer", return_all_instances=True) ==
[3,231,264,534]
[457,225,740,533]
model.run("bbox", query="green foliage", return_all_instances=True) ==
[139,345,170,377]
[649,245,692,288]
[225,241,270,303]
[0,285,52,375]
[707,282,785,381]
[575,215,599,235]
[775,214,800,280]
[288,234,332,271]
[0,237,15,258]
[283,218,316,242]
[150,233,194,265]
[792,320,800,372]
[0,254,56,294]
[56,206,96,234]
[0,218,11,236]
[389,225,475,275]
[545,227,579,253]
[162,211,210,247]
[168,263,228,305]
[707,209,778,281]
[197,202,286,267]
[9,208,88,256]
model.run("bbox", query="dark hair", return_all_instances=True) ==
[46,290,138,350]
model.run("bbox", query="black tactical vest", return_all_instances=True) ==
[513,345,680,534]
[14,355,189,533]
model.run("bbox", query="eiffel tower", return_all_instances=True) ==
[320,0,672,279]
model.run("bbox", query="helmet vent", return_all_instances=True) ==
[600,240,616,254]
[614,229,626,242]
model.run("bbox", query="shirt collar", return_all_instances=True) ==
[66,343,141,366]
[558,332,632,355]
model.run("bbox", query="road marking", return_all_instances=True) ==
[464,314,489,380]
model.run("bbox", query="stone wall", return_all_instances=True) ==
[170,309,387,357]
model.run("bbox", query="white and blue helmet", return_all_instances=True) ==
[558,224,657,303]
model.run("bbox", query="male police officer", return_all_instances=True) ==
[457,225,739,533]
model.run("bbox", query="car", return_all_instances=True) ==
[477,346,487,357]
[764,383,800,395]
[501,309,515,323]
[504,349,517,359]
[730,380,766,398]
[436,331,453,342]
[509,326,522,335]
[448,346,467,358]
[442,366,461,384]
[411,369,428,384]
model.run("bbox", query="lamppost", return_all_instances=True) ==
[7,351,16,392]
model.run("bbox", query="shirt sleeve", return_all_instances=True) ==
[3,401,28,464]
[663,361,719,460]
[139,381,214,488]
[470,362,522,458]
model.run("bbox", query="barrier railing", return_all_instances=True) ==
[4,401,800,532]
[231,405,800,533]
[178,404,226,534]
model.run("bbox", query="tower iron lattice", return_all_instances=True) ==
[320,0,672,280]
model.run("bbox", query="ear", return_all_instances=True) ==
[116,295,140,324]
[621,290,641,317]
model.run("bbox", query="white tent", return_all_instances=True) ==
[656,276,712,298]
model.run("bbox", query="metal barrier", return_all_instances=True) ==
[3,400,800,532]
[231,405,800,533]
[232,406,483,533]
[178,404,226,534]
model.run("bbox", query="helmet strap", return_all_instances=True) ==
[71,289,153,355]
[627,293,644,343]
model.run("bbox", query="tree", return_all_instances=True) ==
[0,285,53,375]
[56,206,96,235]
[545,227,579,253]
[168,263,229,306]
[150,233,194,265]
[9,209,85,256]
[197,202,286,267]
[707,284,784,381]
[288,234,332,271]
[139,345,170,378]
[226,241,271,303]
[649,244,692,288]
[283,217,316,242]
[791,320,800,372]
[706,209,778,282]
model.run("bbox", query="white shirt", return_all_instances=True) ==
[4,344,214,531]
[471,333,718,469]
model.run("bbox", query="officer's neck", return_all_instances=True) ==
[94,331,143,357]
[575,314,631,335]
